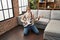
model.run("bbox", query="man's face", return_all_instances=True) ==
[27,7,31,12]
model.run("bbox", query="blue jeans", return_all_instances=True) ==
[24,25,39,35]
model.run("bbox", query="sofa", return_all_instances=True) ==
[31,10,60,40]
[44,10,60,40]
[33,10,50,29]
[18,10,50,29]
[18,10,60,40]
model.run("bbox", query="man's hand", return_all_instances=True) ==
[34,17,39,22]
[35,15,43,22]
[24,22,27,25]
[35,18,39,21]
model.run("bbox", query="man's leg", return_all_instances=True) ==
[24,27,29,36]
[31,25,39,34]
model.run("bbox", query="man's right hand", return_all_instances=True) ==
[24,22,27,25]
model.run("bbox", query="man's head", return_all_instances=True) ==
[26,6,31,13]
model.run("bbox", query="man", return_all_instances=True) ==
[21,6,40,36]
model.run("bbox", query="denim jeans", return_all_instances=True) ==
[24,25,39,35]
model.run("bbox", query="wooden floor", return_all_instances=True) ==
[0,26,44,40]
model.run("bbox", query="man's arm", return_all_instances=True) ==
[21,15,28,25]
[21,15,26,22]
[31,12,34,20]
[31,12,39,22]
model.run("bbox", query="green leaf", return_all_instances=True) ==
[30,0,38,9]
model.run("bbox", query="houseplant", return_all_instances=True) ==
[30,0,38,9]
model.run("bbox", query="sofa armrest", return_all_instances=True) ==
[17,16,23,25]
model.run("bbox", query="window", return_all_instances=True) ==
[0,0,13,21]
[18,0,28,14]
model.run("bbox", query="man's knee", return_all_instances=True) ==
[24,29,28,36]
[35,31,40,35]
[24,32,28,36]
[31,25,39,34]
[36,31,39,33]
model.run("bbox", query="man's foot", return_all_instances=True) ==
[24,34,28,36]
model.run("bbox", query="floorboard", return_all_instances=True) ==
[0,26,44,40]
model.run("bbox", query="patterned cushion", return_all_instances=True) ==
[36,18,49,25]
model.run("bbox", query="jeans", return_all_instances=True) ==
[24,25,39,35]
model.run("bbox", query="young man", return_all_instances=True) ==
[21,6,40,36]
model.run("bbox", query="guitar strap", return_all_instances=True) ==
[30,12,33,25]
[30,12,32,20]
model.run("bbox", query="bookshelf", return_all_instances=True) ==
[38,0,46,9]
[38,0,56,10]
[29,0,60,10]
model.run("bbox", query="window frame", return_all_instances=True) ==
[18,0,28,15]
[0,0,14,22]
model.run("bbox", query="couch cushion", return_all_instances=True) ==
[35,24,46,29]
[38,10,50,19]
[31,10,38,19]
[36,18,49,25]
[44,20,60,38]
[51,10,60,20]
